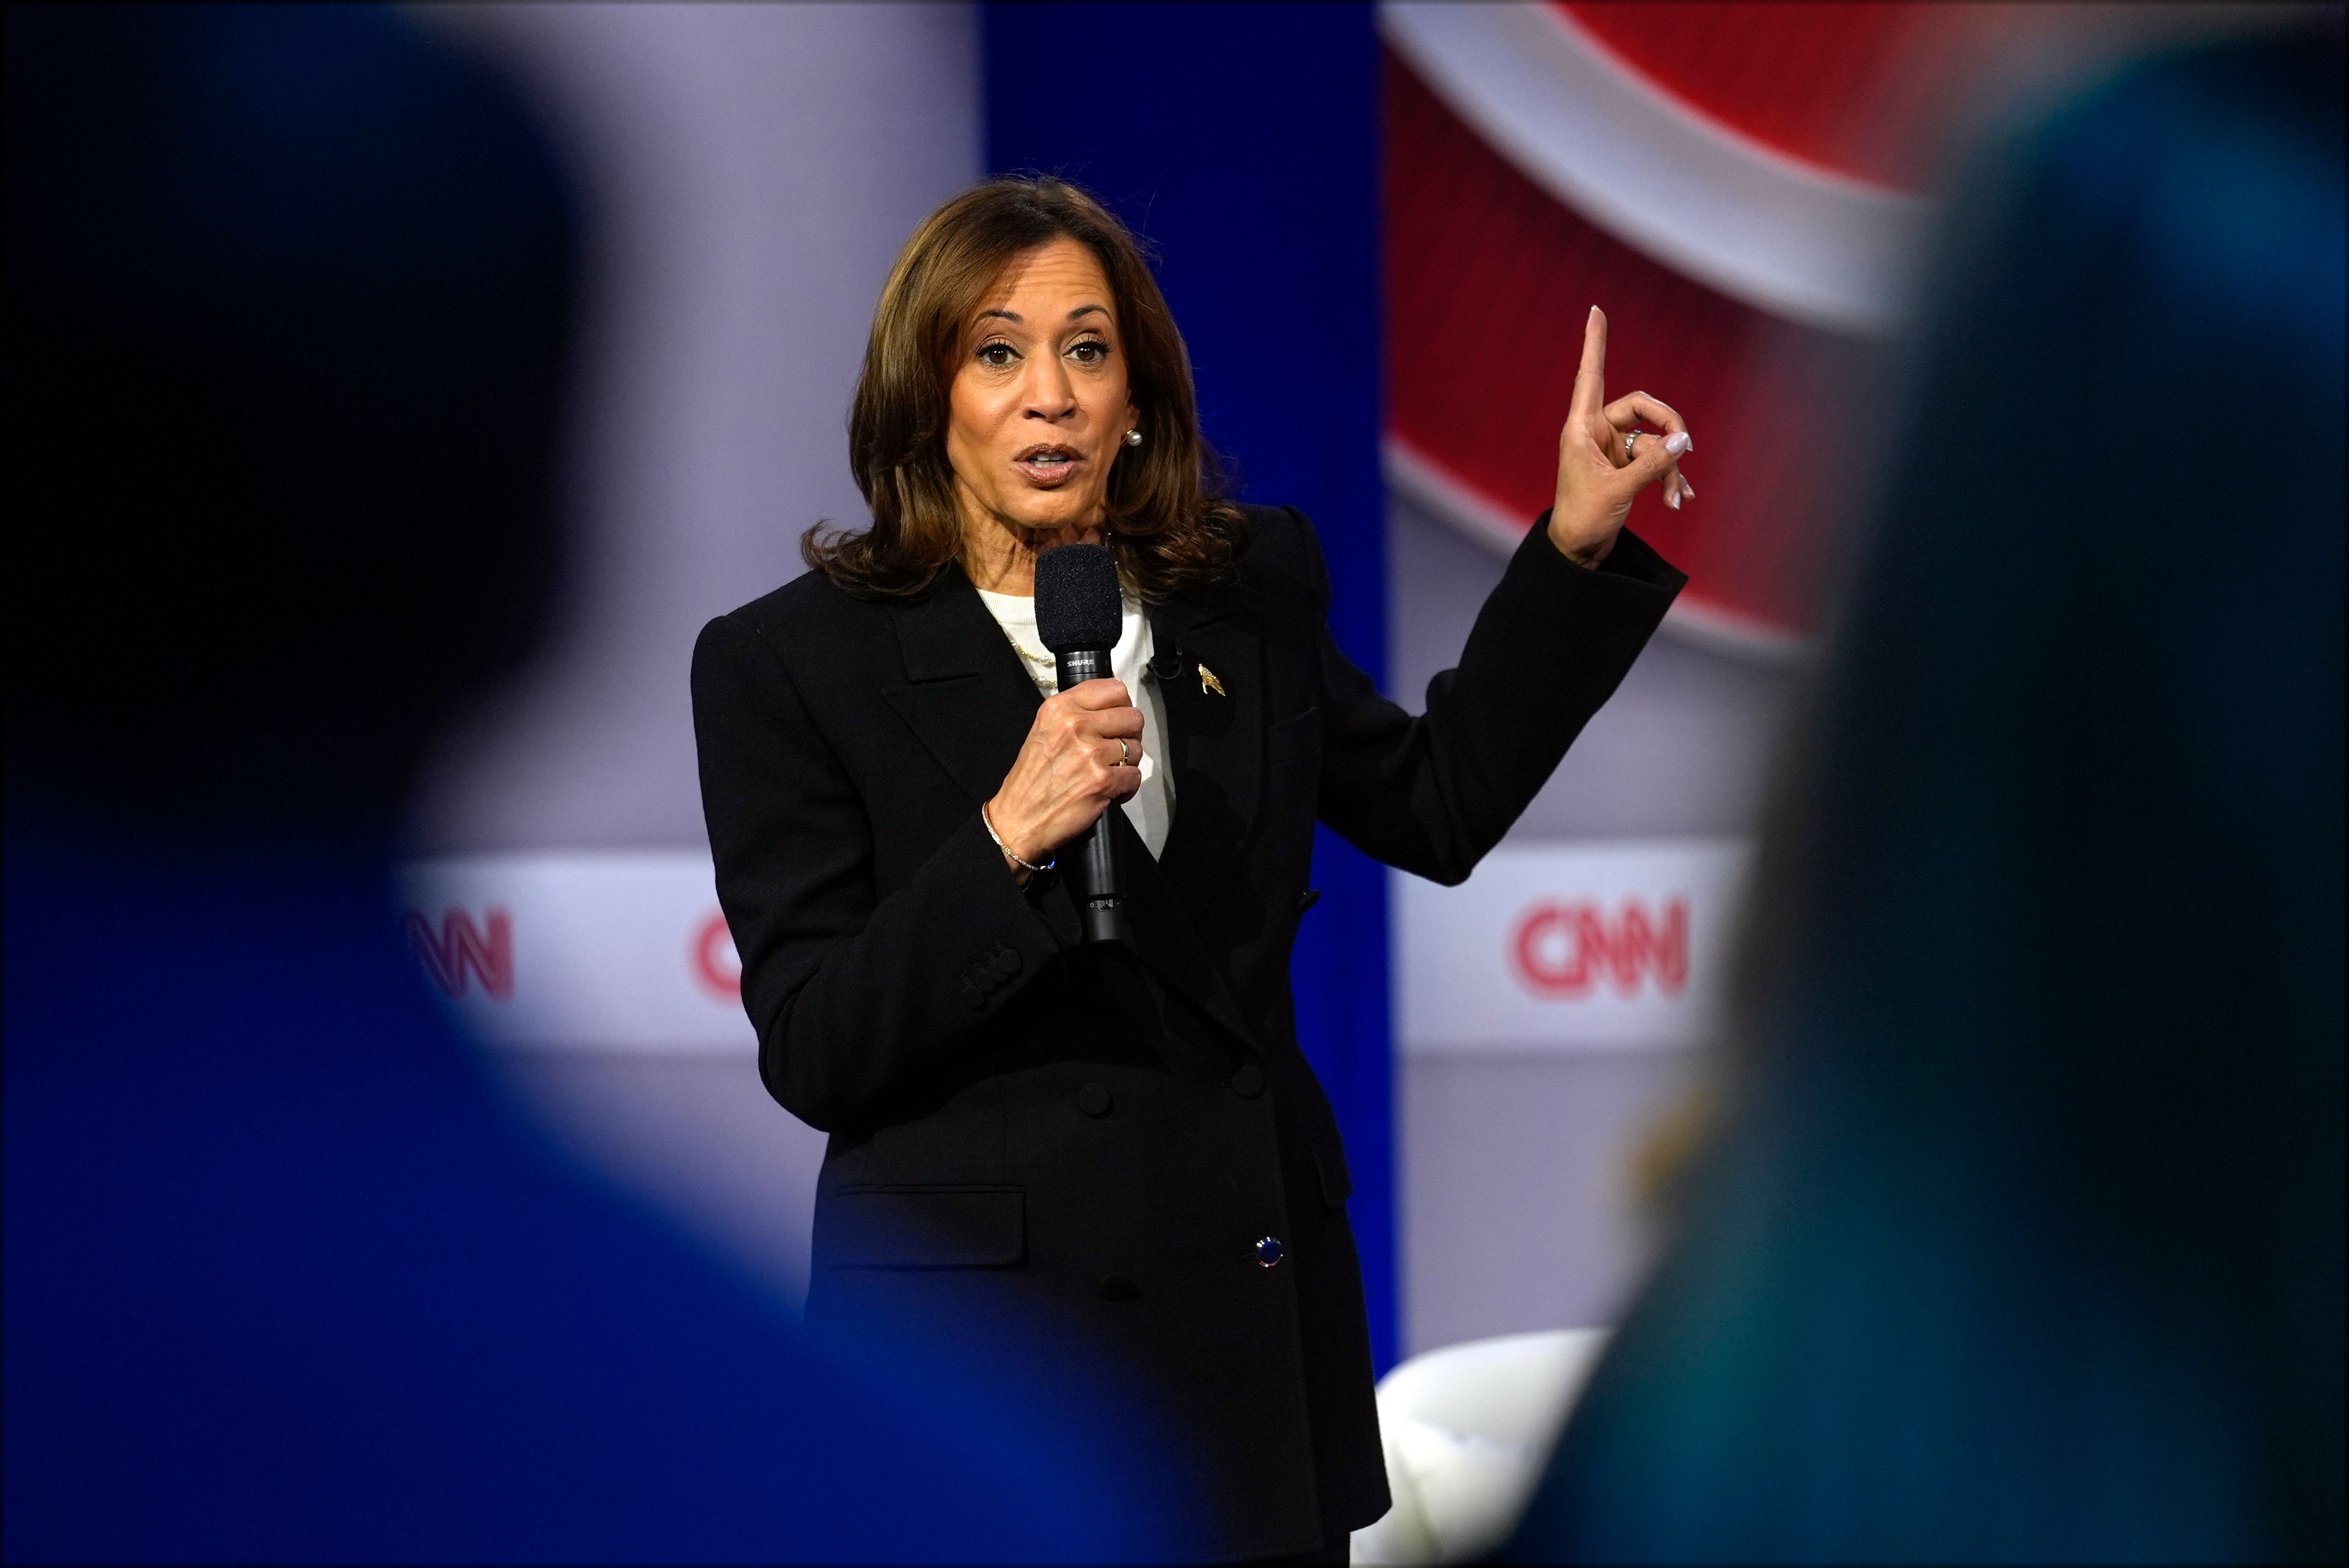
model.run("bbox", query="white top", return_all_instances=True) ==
[974,585,1174,860]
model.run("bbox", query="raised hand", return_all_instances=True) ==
[1548,306,1694,566]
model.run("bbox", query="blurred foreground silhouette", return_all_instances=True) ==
[1507,22,2345,1564]
[3,8,1122,1559]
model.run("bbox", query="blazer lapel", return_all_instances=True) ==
[881,566,1041,807]
[1148,588,1264,916]
[1103,805,1264,1054]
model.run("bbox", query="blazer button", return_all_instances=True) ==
[1076,1082,1113,1118]
[993,946,1022,978]
[1254,1235,1285,1268]
[1230,1063,1264,1099]
[1099,1273,1141,1301]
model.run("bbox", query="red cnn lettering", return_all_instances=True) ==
[404,906,514,1000]
[692,909,741,1001]
[1510,898,1689,998]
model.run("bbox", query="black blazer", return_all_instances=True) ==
[691,505,1683,1558]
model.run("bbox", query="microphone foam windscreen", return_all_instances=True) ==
[1034,542,1123,653]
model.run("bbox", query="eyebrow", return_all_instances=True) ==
[976,305,1111,324]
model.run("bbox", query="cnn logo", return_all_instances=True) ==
[404,906,513,1000]
[1509,897,1689,999]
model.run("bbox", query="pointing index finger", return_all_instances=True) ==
[1570,305,1609,421]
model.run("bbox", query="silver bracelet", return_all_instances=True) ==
[981,803,1054,875]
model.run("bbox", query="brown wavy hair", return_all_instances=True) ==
[804,177,1244,599]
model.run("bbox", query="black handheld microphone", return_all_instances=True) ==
[1034,542,1127,944]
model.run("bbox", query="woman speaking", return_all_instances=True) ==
[691,178,1690,1562]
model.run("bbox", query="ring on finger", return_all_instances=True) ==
[1116,738,1132,767]
[1624,430,1640,461]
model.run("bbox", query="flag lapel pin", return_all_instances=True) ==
[1199,662,1226,698]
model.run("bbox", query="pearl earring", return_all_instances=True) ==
[1124,429,1143,447]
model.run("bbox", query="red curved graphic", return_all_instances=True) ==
[1386,52,1868,639]
[1555,2,1958,191]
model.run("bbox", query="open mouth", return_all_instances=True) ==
[1013,443,1085,486]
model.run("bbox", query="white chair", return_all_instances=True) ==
[1349,1328,1611,1565]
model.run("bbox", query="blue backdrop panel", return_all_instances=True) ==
[982,1,1396,1369]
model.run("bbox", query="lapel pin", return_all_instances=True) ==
[1199,663,1226,698]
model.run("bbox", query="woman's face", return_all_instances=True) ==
[946,236,1138,545]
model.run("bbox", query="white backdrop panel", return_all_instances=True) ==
[1397,839,1752,1054]
[401,853,749,1054]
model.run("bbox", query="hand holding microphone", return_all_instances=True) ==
[982,544,1134,941]
[985,678,1141,875]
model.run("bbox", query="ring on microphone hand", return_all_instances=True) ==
[1116,738,1132,767]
